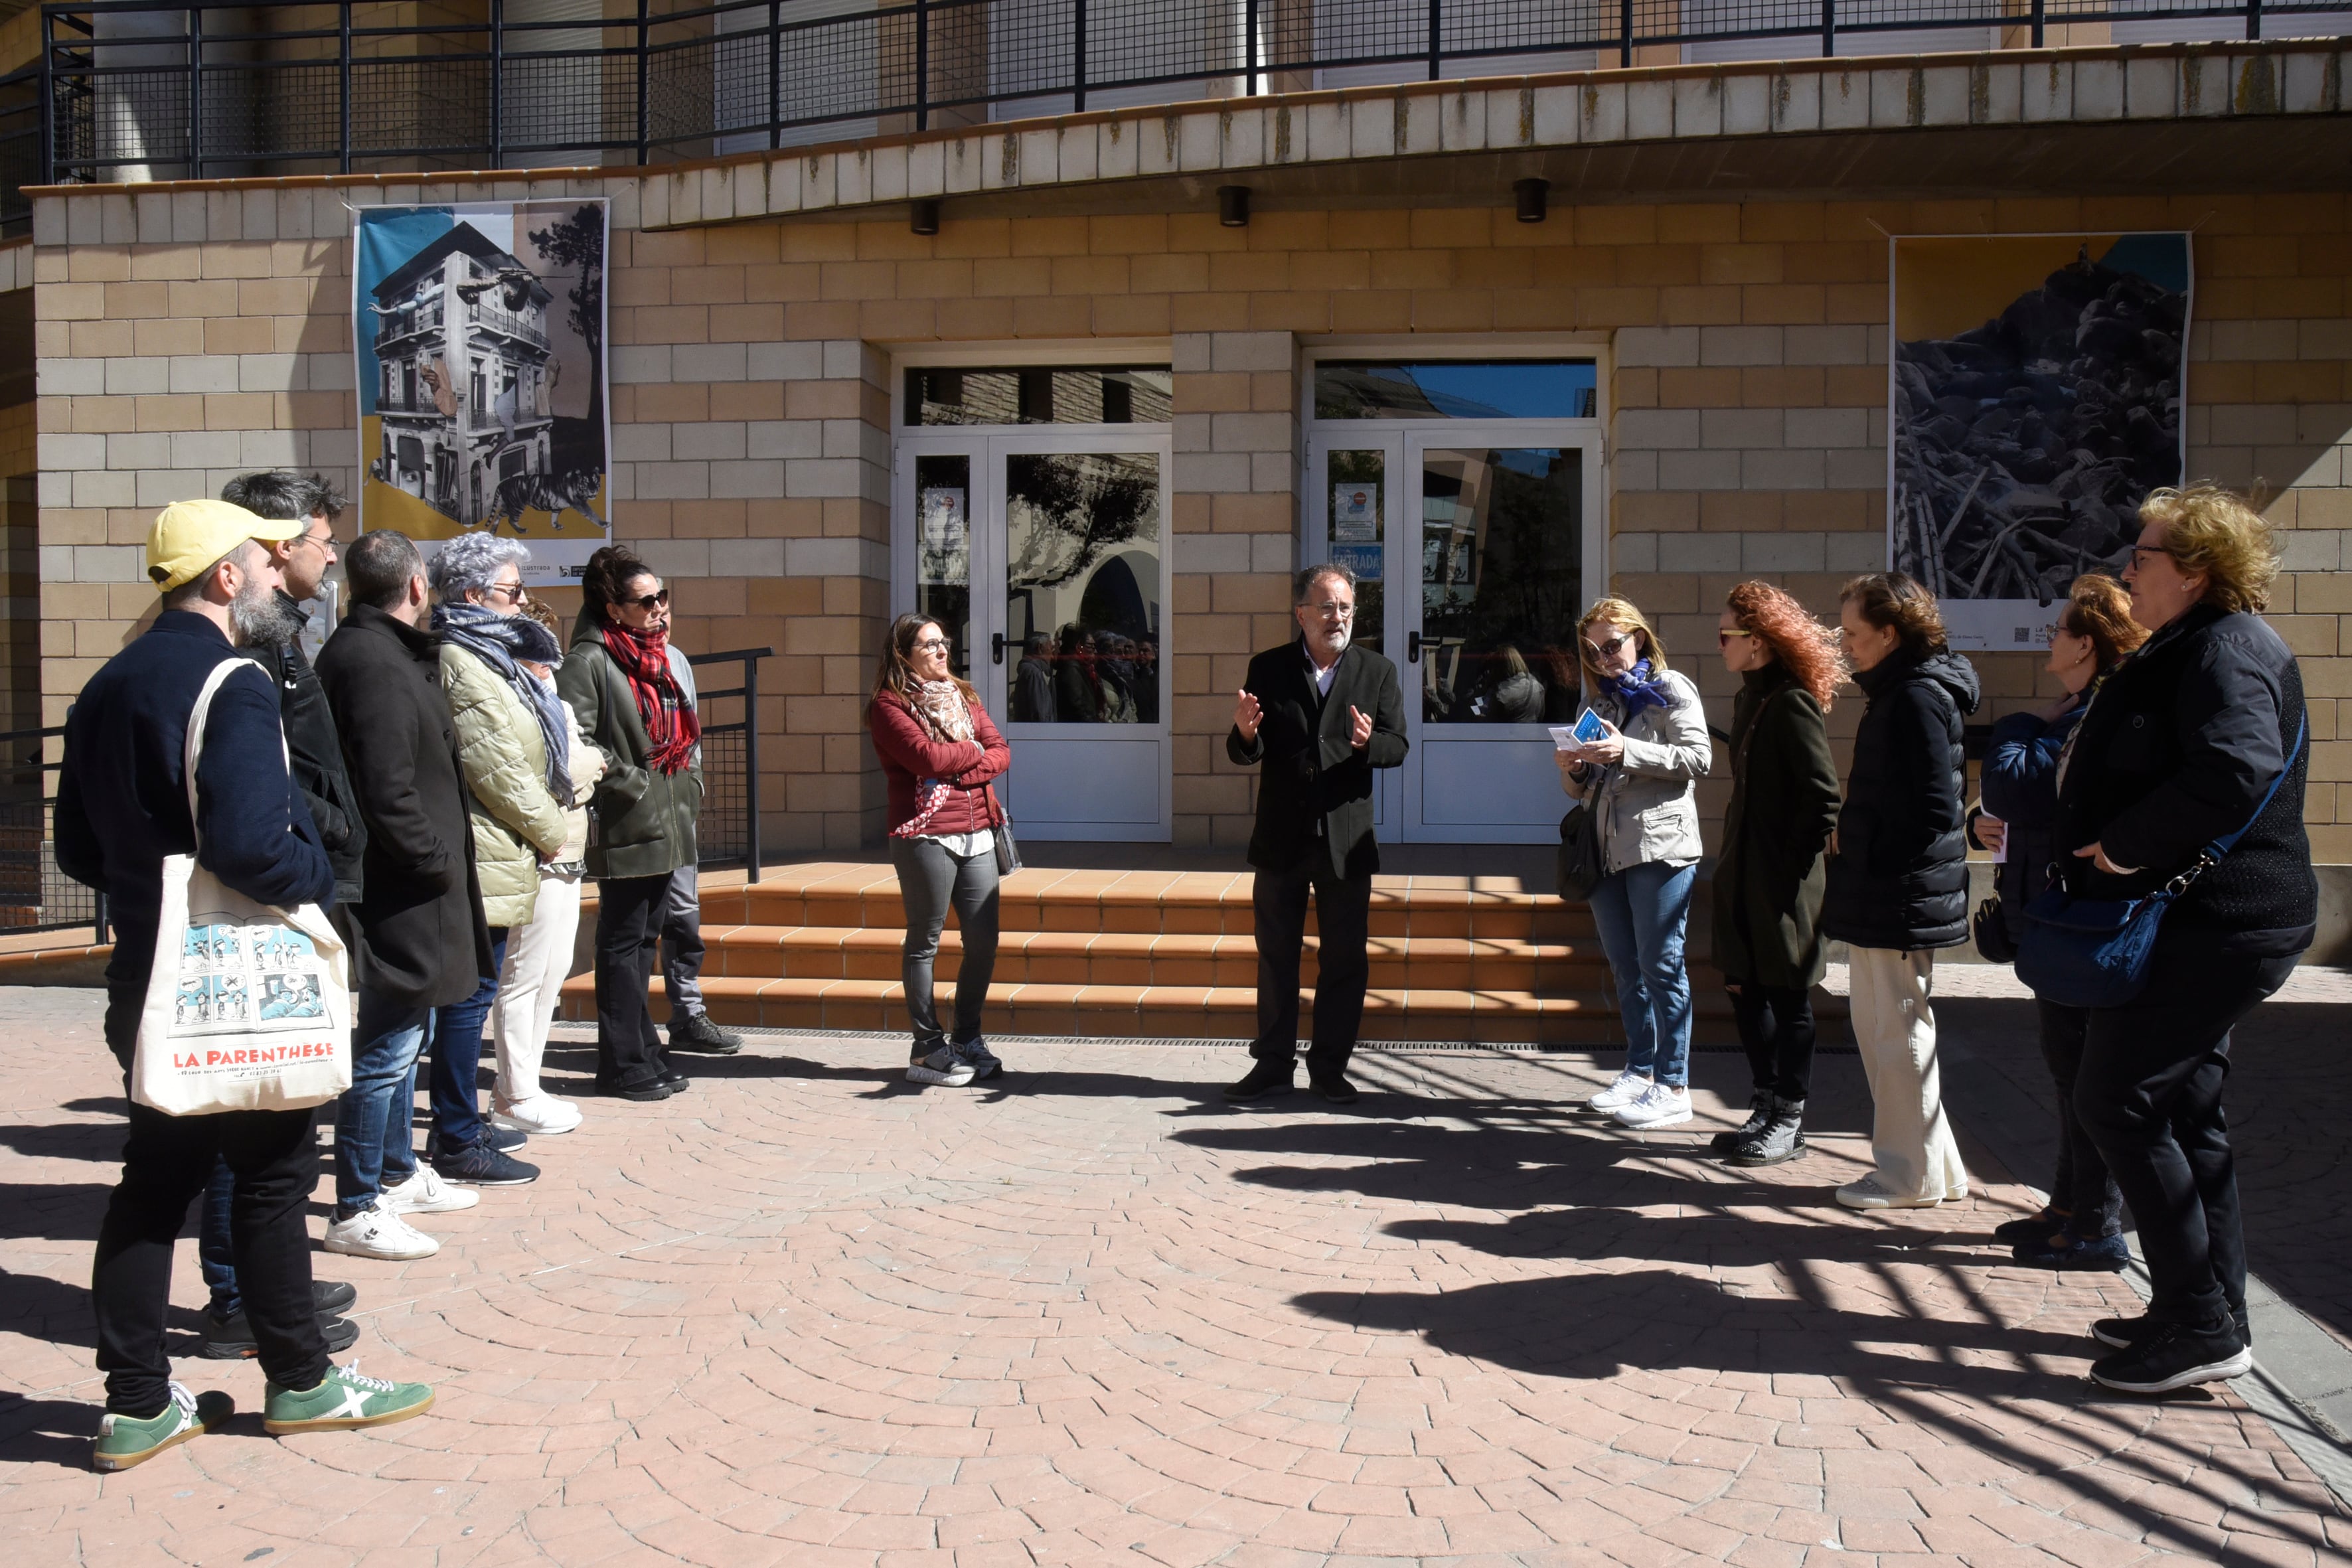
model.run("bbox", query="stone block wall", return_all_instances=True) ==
[29,178,2352,858]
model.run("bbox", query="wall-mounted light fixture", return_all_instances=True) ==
[1514,178,1550,224]
[911,198,941,236]
[1218,185,1251,227]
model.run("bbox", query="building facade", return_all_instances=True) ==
[14,25,2352,943]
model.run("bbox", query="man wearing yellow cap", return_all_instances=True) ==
[55,499,433,1471]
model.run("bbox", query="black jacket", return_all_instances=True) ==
[1823,648,1980,952]
[55,612,335,996]
[250,594,366,906]
[1968,701,2083,949]
[2054,603,2315,956]
[1714,666,1842,990]
[315,602,493,1008]
[1225,639,1408,880]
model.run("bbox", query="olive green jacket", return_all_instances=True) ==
[441,644,570,928]
[556,617,701,882]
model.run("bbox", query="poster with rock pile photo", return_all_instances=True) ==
[1889,234,2191,650]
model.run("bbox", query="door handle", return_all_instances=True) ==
[991,633,1006,666]
[1406,631,1423,665]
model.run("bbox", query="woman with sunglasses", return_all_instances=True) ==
[2050,487,2313,1394]
[868,614,1012,1087]
[1559,597,1712,1130]
[1710,582,1844,1167]
[558,546,703,1102]
[1824,572,1978,1212]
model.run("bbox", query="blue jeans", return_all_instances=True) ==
[333,992,434,1220]
[1588,860,1697,1089]
[199,1157,238,1316]
[429,929,508,1154]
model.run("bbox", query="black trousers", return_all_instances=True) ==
[1250,856,1373,1079]
[2074,945,2294,1326]
[2034,998,2123,1239]
[94,980,329,1415]
[593,872,674,1091]
[1729,982,1816,1103]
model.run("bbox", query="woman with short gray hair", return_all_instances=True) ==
[428,530,530,605]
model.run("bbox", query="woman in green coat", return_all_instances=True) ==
[1711,580,1845,1167]
[556,546,702,1103]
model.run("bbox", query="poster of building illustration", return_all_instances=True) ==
[1888,233,2191,650]
[353,200,611,586]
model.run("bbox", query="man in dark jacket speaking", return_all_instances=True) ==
[1224,563,1408,1105]
[57,499,431,1471]
[316,530,494,1263]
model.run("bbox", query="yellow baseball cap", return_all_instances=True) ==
[145,499,306,591]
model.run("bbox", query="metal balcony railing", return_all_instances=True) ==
[17,0,2349,229]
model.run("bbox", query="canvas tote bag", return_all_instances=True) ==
[130,657,353,1115]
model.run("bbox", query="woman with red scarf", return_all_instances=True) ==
[557,546,703,1101]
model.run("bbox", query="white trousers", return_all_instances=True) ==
[1847,946,1969,1202]
[490,871,584,1104]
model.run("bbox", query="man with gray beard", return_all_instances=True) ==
[58,500,432,1471]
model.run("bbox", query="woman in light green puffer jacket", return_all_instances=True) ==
[443,641,569,926]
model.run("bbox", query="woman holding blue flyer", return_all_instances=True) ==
[1557,597,1712,1130]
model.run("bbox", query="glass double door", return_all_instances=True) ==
[1308,425,1605,842]
[894,430,1173,840]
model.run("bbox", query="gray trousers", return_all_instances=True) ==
[661,862,706,1016]
[890,836,1000,1056]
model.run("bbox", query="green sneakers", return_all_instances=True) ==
[262,1364,434,1435]
[93,1382,234,1472]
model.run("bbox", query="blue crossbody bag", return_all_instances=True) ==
[2016,716,2304,1009]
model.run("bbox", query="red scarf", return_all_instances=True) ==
[602,621,700,775]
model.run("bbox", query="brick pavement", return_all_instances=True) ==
[2,984,2345,1567]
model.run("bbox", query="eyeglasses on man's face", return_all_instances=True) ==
[1306,600,1355,619]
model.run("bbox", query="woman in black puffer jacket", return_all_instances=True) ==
[1822,573,1978,1213]
[2052,485,2315,1397]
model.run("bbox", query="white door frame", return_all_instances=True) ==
[1304,418,1607,844]
[892,426,1176,842]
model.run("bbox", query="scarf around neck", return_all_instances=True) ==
[435,601,573,803]
[1602,658,1674,720]
[601,619,700,775]
[910,678,976,742]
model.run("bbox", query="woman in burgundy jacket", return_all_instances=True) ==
[867,613,1012,1086]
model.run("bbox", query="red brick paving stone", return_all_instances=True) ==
[1,990,2346,1565]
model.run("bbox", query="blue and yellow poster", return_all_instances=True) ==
[1889,233,2191,650]
[353,200,610,585]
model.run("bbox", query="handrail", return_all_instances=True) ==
[29,0,2338,196]
[685,646,771,883]
[0,722,106,941]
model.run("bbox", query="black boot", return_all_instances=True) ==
[1709,1089,1772,1155]
[1725,1095,1808,1166]
[1224,1058,1296,1101]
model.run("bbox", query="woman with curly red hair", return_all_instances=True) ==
[1710,582,1844,1166]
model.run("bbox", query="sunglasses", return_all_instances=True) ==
[625,588,670,611]
[483,582,528,605]
[1583,631,1635,659]
[1717,629,1756,646]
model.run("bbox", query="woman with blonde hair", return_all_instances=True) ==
[868,613,1012,1087]
[1710,582,1844,1166]
[2050,486,2314,1393]
[1823,572,1978,1211]
[1971,575,2144,1269]
[1558,596,1712,1130]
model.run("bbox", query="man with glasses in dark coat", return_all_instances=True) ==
[1224,563,1409,1105]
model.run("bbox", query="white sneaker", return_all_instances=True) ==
[491,1095,584,1136]
[1836,1174,1949,1210]
[906,1045,977,1087]
[324,1206,441,1260]
[381,1167,480,1215]
[1613,1083,1693,1128]
[1587,1070,1652,1113]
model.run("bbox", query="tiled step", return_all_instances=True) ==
[692,925,1614,990]
[565,974,1637,1045]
